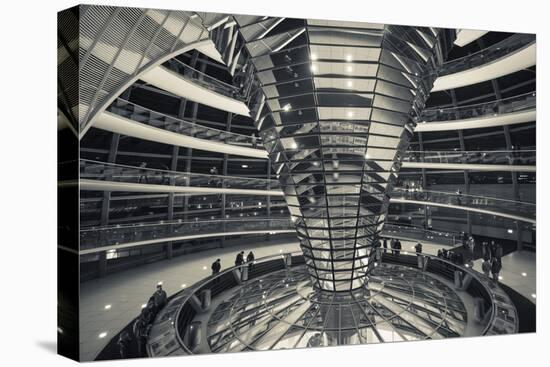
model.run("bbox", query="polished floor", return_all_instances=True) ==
[79,239,301,361]
[472,250,536,303]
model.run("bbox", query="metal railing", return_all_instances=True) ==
[79,218,294,250]
[436,34,535,77]
[79,215,463,252]
[402,149,536,165]
[391,187,536,221]
[419,92,535,123]
[107,99,260,147]
[144,251,517,356]
[80,159,278,191]
[163,58,241,99]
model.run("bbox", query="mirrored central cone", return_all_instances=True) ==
[238,19,455,291]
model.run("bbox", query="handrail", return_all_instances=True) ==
[79,218,464,252]
[163,58,241,99]
[393,187,535,206]
[403,150,535,166]
[173,250,303,354]
[160,251,516,355]
[403,150,535,165]
[80,159,276,191]
[79,217,294,251]
[107,98,260,147]
[418,92,535,123]
[436,34,535,77]
[390,188,536,223]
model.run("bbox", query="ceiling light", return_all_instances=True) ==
[347,111,354,118]
[181,284,187,288]
[202,266,207,270]
[347,80,353,88]
[157,281,163,285]
[507,229,514,234]
[521,272,527,277]
[311,64,318,73]
[283,104,291,112]
[99,332,108,339]
[346,65,353,73]
[141,304,147,309]
[310,53,318,61]
[104,304,112,310]
[241,164,248,168]
[346,54,353,62]
[532,293,536,299]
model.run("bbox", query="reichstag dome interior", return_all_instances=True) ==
[57,5,536,362]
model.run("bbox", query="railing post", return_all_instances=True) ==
[98,250,107,278]
[183,321,202,352]
[284,253,292,268]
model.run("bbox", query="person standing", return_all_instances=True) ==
[211,258,221,284]
[117,330,132,359]
[132,316,147,357]
[481,258,492,277]
[496,243,503,260]
[153,284,167,312]
[489,240,497,259]
[468,236,476,253]
[491,258,502,283]
[482,241,489,259]
[235,251,245,266]
[414,242,423,256]
[247,251,255,272]
[394,239,402,256]
[140,297,155,325]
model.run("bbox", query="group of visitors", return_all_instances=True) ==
[234,250,255,268]
[481,240,504,282]
[379,237,403,256]
[210,251,256,282]
[118,284,168,358]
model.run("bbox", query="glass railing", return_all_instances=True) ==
[391,187,536,221]
[79,217,294,250]
[106,99,260,147]
[81,160,535,222]
[382,223,462,246]
[79,212,467,251]
[80,194,288,227]
[162,58,241,99]
[437,33,535,77]
[402,150,536,166]
[418,92,536,123]
[80,159,279,192]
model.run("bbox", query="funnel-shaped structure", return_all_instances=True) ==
[234,18,455,291]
